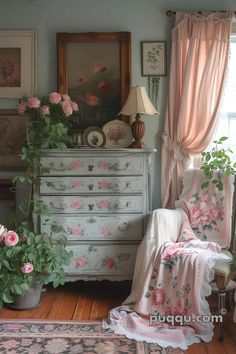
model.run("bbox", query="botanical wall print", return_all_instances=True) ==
[141,41,167,77]
[141,41,167,109]
[57,32,131,129]
[0,31,36,98]
[0,110,27,170]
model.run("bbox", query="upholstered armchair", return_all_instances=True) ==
[105,168,236,348]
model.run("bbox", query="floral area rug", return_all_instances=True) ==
[0,320,185,354]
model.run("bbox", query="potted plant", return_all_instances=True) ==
[0,92,79,309]
[200,136,236,271]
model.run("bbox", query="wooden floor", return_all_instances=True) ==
[0,281,235,353]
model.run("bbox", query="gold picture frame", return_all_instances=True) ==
[57,32,131,129]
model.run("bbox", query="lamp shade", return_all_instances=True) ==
[119,86,159,116]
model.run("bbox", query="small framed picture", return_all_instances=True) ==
[0,30,36,98]
[141,41,167,77]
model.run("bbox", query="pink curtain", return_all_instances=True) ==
[161,12,233,208]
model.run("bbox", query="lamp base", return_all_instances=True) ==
[131,114,145,149]
[130,140,146,148]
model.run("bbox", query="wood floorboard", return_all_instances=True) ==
[0,280,235,353]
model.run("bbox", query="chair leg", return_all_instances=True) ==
[218,292,226,342]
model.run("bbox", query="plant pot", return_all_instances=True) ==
[9,283,43,310]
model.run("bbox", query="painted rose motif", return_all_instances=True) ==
[100,226,110,236]
[97,200,109,209]
[98,180,110,189]
[71,200,82,209]
[72,180,83,189]
[152,288,165,307]
[98,160,109,170]
[76,255,87,268]
[71,226,82,236]
[103,257,116,269]
[71,160,81,169]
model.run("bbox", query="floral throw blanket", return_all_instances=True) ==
[103,170,233,349]
[103,212,230,349]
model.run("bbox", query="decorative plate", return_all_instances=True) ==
[102,119,133,148]
[83,126,106,148]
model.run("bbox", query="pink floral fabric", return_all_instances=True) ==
[103,169,233,349]
[175,169,233,248]
[104,214,230,349]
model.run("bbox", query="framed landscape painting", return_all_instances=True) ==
[57,32,131,129]
[0,30,36,98]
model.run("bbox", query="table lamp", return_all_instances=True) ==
[119,86,159,148]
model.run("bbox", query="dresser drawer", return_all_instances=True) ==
[64,243,138,276]
[41,214,143,241]
[40,176,144,194]
[41,156,143,176]
[41,195,143,213]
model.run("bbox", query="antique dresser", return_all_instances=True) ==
[39,148,156,281]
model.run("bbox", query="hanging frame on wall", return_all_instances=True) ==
[141,41,167,109]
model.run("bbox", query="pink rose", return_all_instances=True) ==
[98,200,109,209]
[98,160,109,170]
[17,101,27,114]
[21,263,34,274]
[49,92,61,104]
[27,97,41,108]
[100,226,110,236]
[98,81,108,91]
[41,105,50,115]
[71,160,81,169]
[71,226,82,235]
[61,101,73,116]
[72,180,83,189]
[76,256,87,268]
[85,92,100,106]
[103,257,115,268]
[71,200,81,209]
[62,94,71,101]
[98,180,110,189]
[4,231,19,247]
[212,207,224,220]
[152,288,165,307]
[71,101,79,111]
[94,64,107,73]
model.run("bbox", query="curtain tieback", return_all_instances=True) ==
[161,134,189,161]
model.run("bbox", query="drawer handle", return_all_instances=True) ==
[49,184,68,191]
[49,201,66,210]
[113,201,130,210]
[118,222,130,232]
[111,162,131,171]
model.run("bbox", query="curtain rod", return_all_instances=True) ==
[165,10,236,17]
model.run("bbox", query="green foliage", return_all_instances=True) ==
[200,137,236,191]
[0,92,77,308]
[0,223,73,305]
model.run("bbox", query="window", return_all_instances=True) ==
[213,35,236,161]
[191,31,236,168]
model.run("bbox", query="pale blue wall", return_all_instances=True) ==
[0,0,235,210]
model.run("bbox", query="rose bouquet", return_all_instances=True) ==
[0,222,72,308]
[18,92,79,150]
